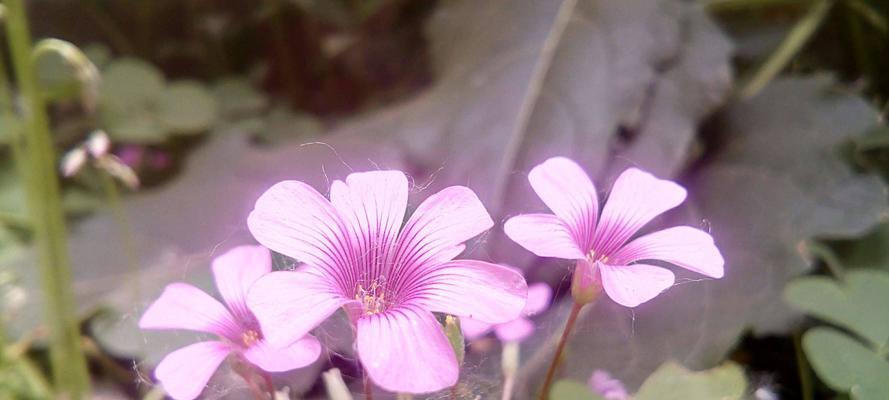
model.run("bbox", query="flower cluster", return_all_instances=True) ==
[140,157,724,399]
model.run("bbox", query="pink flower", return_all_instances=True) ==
[245,170,528,393]
[139,245,322,400]
[589,370,629,400]
[461,282,551,343]
[504,157,724,308]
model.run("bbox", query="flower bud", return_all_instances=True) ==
[571,259,602,305]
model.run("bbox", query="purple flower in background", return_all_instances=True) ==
[245,170,527,393]
[461,281,551,343]
[505,157,724,307]
[139,245,321,400]
[589,370,630,400]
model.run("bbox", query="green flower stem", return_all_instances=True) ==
[538,301,585,400]
[4,0,91,397]
[793,331,814,400]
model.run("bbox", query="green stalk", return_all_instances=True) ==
[3,0,91,397]
[739,0,834,99]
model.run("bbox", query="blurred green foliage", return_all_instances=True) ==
[786,270,889,400]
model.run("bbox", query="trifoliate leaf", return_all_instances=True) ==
[634,361,747,400]
[803,327,889,400]
[785,270,889,349]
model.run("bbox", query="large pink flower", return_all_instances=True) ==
[245,170,528,394]
[504,157,724,308]
[139,245,321,400]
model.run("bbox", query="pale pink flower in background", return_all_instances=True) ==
[589,369,630,400]
[245,170,528,393]
[461,281,551,343]
[139,245,321,400]
[505,157,724,308]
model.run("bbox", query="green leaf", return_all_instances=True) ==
[156,81,218,134]
[99,58,164,107]
[785,270,889,349]
[212,78,268,119]
[853,126,889,152]
[102,110,166,144]
[803,327,889,400]
[634,362,747,400]
[550,380,601,400]
[34,45,81,101]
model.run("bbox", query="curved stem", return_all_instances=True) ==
[363,368,374,400]
[260,370,275,399]
[538,302,584,400]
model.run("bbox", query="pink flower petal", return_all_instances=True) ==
[243,335,322,373]
[460,317,493,340]
[494,317,534,343]
[598,262,675,307]
[330,171,408,278]
[523,282,552,315]
[247,181,354,283]
[154,341,231,400]
[503,214,585,259]
[528,157,599,248]
[413,260,527,324]
[247,270,353,348]
[139,283,240,339]
[211,245,272,324]
[393,186,493,273]
[357,305,458,393]
[593,168,686,256]
[589,369,630,400]
[612,226,724,278]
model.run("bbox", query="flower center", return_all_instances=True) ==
[355,278,389,315]
[587,249,609,264]
[241,329,261,347]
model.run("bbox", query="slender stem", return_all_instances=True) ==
[363,368,374,400]
[794,331,814,400]
[538,302,584,400]
[4,0,91,397]
[259,369,276,399]
[233,361,266,400]
[502,374,516,400]
[98,171,141,314]
[80,0,136,55]
[501,341,519,400]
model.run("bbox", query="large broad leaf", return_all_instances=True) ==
[335,0,732,217]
